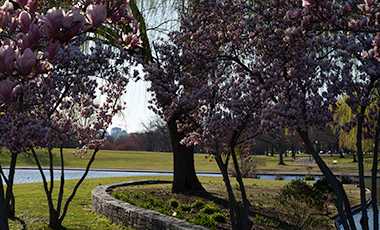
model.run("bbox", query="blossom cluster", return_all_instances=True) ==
[146,0,340,155]
[0,0,141,154]
[300,0,380,140]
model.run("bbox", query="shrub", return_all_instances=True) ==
[312,177,336,215]
[192,200,205,208]
[304,175,315,180]
[155,199,164,208]
[147,195,156,205]
[179,203,192,212]
[275,179,317,229]
[275,174,284,180]
[275,178,335,228]
[201,202,220,214]
[212,212,228,223]
[190,214,217,228]
[168,198,180,208]
[340,174,353,184]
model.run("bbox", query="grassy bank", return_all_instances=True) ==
[6,176,362,230]
[8,176,165,229]
[0,148,374,174]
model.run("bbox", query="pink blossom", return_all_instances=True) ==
[0,45,15,75]
[62,119,71,133]
[16,0,28,8]
[365,0,374,7]
[47,40,61,60]
[0,79,18,104]
[0,1,14,12]
[19,11,32,33]
[26,0,37,13]
[123,33,142,48]
[86,4,107,28]
[62,8,85,38]
[302,0,314,7]
[132,19,139,33]
[15,48,37,75]
[43,8,65,39]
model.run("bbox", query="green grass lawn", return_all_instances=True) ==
[4,176,320,230]
[1,148,368,229]
[7,176,361,230]
[0,148,376,174]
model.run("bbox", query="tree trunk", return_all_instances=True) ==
[167,115,205,193]
[278,144,285,165]
[0,177,9,230]
[353,152,358,162]
[230,146,252,229]
[298,129,356,230]
[49,210,64,229]
[215,154,251,230]
[0,154,17,230]
[357,107,369,230]
[372,112,380,230]
[8,194,15,219]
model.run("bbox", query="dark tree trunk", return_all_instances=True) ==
[278,144,285,165]
[291,144,296,159]
[298,129,356,230]
[371,112,380,230]
[0,177,9,230]
[215,154,252,230]
[0,154,17,230]
[167,115,205,193]
[8,194,15,219]
[356,106,369,230]
[353,152,358,162]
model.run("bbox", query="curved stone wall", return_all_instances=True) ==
[92,180,209,230]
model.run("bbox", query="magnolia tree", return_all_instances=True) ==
[147,0,267,228]
[148,0,380,229]
[0,0,141,228]
[299,0,380,229]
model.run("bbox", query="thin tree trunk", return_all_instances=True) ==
[0,175,9,230]
[57,146,65,218]
[59,147,100,223]
[0,154,17,230]
[357,107,369,230]
[167,114,205,193]
[298,129,356,230]
[0,164,15,219]
[230,146,252,229]
[372,112,380,230]
[31,148,63,229]
[278,144,285,165]
[214,155,238,229]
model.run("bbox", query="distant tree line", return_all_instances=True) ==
[101,116,172,152]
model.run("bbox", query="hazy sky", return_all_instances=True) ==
[109,80,156,134]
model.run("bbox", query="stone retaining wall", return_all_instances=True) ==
[92,180,209,230]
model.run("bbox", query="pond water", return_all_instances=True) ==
[1,168,218,184]
[0,168,317,184]
[336,178,380,230]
